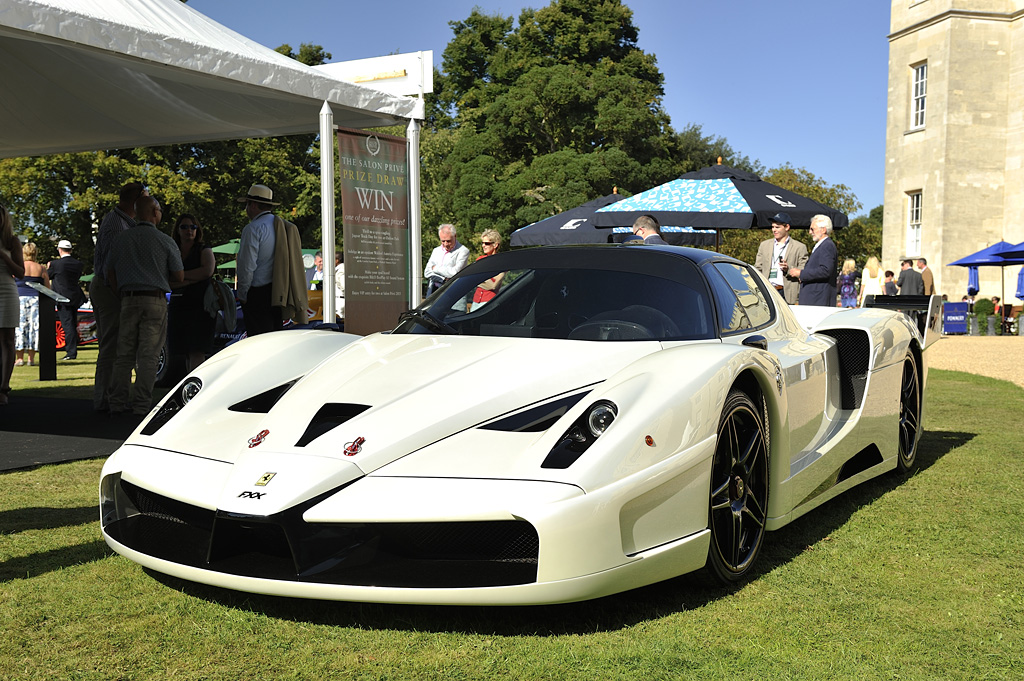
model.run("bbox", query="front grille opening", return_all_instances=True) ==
[105,479,539,588]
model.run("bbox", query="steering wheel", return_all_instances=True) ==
[567,319,655,340]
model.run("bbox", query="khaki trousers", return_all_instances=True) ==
[108,295,167,415]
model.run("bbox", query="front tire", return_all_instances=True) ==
[897,352,921,473]
[707,390,769,584]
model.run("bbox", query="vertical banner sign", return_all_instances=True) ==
[337,129,409,335]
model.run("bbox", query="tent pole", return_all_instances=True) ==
[408,116,423,307]
[320,101,336,323]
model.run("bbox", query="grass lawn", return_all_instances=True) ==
[7,345,169,403]
[1,369,1021,680]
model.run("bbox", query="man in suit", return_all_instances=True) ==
[916,257,935,295]
[897,259,924,295]
[754,212,808,304]
[784,214,838,306]
[632,214,669,245]
[48,239,85,359]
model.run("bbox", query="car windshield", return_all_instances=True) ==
[395,249,715,341]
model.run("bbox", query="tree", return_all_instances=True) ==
[421,0,747,258]
[835,204,883,267]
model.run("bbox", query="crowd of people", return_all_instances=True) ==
[0,192,965,411]
[0,182,309,413]
[753,211,937,307]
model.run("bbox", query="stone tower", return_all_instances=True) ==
[885,0,1024,299]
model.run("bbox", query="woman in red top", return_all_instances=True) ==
[471,230,503,310]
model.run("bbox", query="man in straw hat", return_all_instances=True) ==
[236,184,282,335]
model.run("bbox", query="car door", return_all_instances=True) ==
[704,262,835,469]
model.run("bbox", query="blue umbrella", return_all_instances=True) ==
[1001,240,1024,261]
[946,240,1021,266]
[948,241,1024,301]
[1016,266,1024,301]
[967,266,979,296]
[590,164,849,231]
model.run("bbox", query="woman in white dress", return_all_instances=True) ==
[0,204,27,405]
[858,256,884,306]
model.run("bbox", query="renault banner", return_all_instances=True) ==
[337,128,409,335]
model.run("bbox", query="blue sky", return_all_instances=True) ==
[189,0,890,216]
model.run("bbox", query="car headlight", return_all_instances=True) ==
[180,377,203,404]
[140,377,203,436]
[587,401,617,437]
[542,400,618,469]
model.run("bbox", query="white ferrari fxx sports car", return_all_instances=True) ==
[100,245,939,605]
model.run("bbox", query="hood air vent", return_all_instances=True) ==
[228,380,298,413]
[296,403,372,446]
[480,392,589,433]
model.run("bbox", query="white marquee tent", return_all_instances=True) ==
[0,0,426,313]
[0,0,422,156]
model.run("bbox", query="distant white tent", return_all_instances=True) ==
[0,0,422,157]
[0,0,426,317]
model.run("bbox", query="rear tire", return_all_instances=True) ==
[706,390,769,585]
[897,352,921,474]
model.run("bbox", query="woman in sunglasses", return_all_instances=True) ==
[470,229,504,311]
[169,215,216,372]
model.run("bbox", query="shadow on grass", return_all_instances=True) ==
[143,430,972,636]
[0,540,108,583]
[0,506,97,533]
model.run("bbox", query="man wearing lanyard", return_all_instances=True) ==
[754,212,807,305]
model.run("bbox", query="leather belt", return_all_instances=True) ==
[773,284,784,291]
[122,289,164,297]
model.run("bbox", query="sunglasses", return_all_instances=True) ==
[178,224,198,230]
[482,241,495,246]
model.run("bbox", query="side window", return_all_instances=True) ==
[707,263,774,334]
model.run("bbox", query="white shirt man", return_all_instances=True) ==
[423,223,470,293]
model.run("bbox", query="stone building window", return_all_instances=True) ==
[907,191,923,256]
[911,63,927,129]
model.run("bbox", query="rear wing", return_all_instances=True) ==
[864,295,942,349]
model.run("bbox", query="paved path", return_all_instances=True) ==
[927,335,1024,390]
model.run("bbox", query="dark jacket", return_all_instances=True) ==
[797,237,838,306]
[643,234,669,246]
[48,255,84,306]
[897,267,924,295]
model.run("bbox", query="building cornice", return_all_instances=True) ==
[889,8,1024,42]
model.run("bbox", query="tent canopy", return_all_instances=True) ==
[0,0,422,158]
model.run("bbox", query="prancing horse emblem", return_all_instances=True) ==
[248,429,270,448]
[344,436,366,456]
[255,472,276,486]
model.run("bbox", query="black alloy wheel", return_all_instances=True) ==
[897,352,921,473]
[707,390,769,584]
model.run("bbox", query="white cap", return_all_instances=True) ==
[57,239,72,250]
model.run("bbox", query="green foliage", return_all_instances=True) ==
[974,297,995,317]
[835,203,883,268]
[422,0,751,258]
[275,42,332,66]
